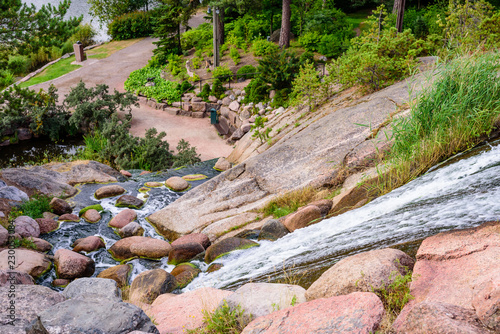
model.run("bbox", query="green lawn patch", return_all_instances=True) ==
[19,56,81,88]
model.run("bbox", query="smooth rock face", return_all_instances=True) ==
[58,213,79,222]
[0,285,65,332]
[472,275,500,331]
[35,218,59,234]
[283,206,322,232]
[165,176,189,192]
[213,157,231,171]
[54,249,95,279]
[62,277,122,302]
[119,221,145,237]
[223,283,306,322]
[205,237,259,264]
[149,287,233,334]
[27,298,159,334]
[171,264,201,288]
[0,185,29,202]
[145,181,162,188]
[14,216,40,238]
[258,219,289,241]
[171,233,211,249]
[129,269,176,304]
[116,195,144,209]
[72,236,105,253]
[0,269,34,286]
[95,184,126,199]
[241,292,385,334]
[109,236,172,260]
[97,264,132,288]
[30,237,52,252]
[0,249,51,278]
[182,174,208,181]
[109,209,137,228]
[82,209,101,223]
[306,248,414,301]
[168,242,205,265]
[307,199,333,216]
[49,197,72,215]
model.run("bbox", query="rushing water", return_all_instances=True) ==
[24,0,109,41]
[184,138,500,291]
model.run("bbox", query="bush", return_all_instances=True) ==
[212,65,233,83]
[242,77,269,104]
[236,65,257,80]
[181,23,213,50]
[69,23,96,47]
[173,139,201,168]
[225,14,267,42]
[229,47,240,65]
[0,70,15,90]
[9,194,52,220]
[258,49,302,91]
[291,62,326,110]
[125,66,182,103]
[251,39,280,57]
[198,83,211,99]
[8,55,30,75]
[108,11,154,41]
[211,79,225,99]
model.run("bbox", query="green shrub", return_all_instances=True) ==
[69,23,96,47]
[258,49,302,91]
[251,39,279,57]
[198,83,211,99]
[298,32,321,52]
[236,65,257,80]
[211,79,225,99]
[373,270,413,317]
[229,47,240,65]
[0,70,14,90]
[225,14,267,42]
[189,301,249,334]
[108,11,154,41]
[8,55,30,75]
[9,194,52,220]
[291,62,326,110]
[181,23,213,50]
[173,139,201,168]
[212,65,233,83]
[242,77,269,104]
[125,66,182,103]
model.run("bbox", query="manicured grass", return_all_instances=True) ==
[87,38,144,59]
[19,56,81,88]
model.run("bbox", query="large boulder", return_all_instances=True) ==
[222,283,306,322]
[148,287,233,334]
[171,263,201,289]
[168,242,205,265]
[49,197,72,215]
[241,292,385,334]
[94,184,126,199]
[283,206,322,232]
[258,219,289,241]
[82,209,101,223]
[62,277,122,302]
[14,216,40,238]
[306,248,414,301]
[165,177,189,192]
[0,185,28,202]
[306,199,333,216]
[58,213,79,222]
[54,249,95,279]
[0,269,34,286]
[97,264,132,288]
[171,233,211,249]
[205,237,259,264]
[36,218,59,234]
[72,236,105,253]
[129,269,177,304]
[0,249,51,278]
[26,297,159,334]
[109,208,137,228]
[116,195,144,209]
[393,221,500,333]
[109,236,172,261]
[30,237,52,252]
[0,285,65,333]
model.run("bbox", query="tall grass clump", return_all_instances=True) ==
[262,187,317,218]
[9,194,52,220]
[379,53,500,193]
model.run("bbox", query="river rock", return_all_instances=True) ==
[168,242,205,265]
[0,185,28,202]
[49,197,72,215]
[42,212,58,220]
[58,213,79,222]
[0,285,65,333]
[306,248,414,301]
[306,199,333,216]
[171,263,201,288]
[149,287,233,334]
[97,264,132,288]
[205,237,258,264]
[182,174,208,181]
[120,169,132,177]
[109,208,137,228]
[283,205,322,232]
[129,269,177,304]
[472,274,500,331]
[72,236,105,253]
[171,233,211,249]
[14,216,40,238]
[26,297,159,334]
[213,157,231,171]
[165,176,189,191]
[241,292,384,334]
[82,209,101,223]
[62,277,122,302]
[0,249,51,278]
[54,249,95,279]
[0,225,8,246]
[393,221,500,333]
[94,184,126,199]
[145,181,162,187]
[116,194,144,209]
[223,283,306,322]
[118,221,144,237]
[0,269,34,286]
[52,279,71,288]
[35,218,59,234]
[258,219,289,241]
[207,263,223,273]
[109,236,172,260]
[229,100,240,111]
[30,237,52,252]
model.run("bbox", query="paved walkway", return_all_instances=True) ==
[30,36,233,161]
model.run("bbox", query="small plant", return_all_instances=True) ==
[229,47,240,65]
[262,187,316,218]
[188,301,249,334]
[212,65,234,83]
[9,194,52,221]
[251,116,271,143]
[251,39,279,57]
[236,65,257,80]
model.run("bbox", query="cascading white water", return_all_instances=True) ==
[184,140,500,291]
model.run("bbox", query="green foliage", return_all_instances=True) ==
[189,301,249,334]
[78,129,109,160]
[199,83,212,99]
[211,79,225,99]
[242,77,269,104]
[78,204,104,216]
[181,23,213,50]
[8,55,30,75]
[124,66,182,103]
[108,11,154,40]
[258,48,302,91]
[261,187,316,219]
[9,194,52,220]
[87,0,152,25]
[212,65,234,82]
[173,139,201,168]
[236,65,257,80]
[291,62,329,110]
[69,23,97,47]
[225,14,268,43]
[251,116,271,143]
[0,69,14,90]
[229,47,241,65]
[251,39,279,57]
[373,270,413,317]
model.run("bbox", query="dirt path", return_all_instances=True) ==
[29,20,233,161]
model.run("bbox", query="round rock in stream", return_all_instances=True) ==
[109,208,137,228]
[109,236,172,260]
[165,176,189,192]
[118,221,144,237]
[116,195,144,209]
[82,209,101,223]
[171,233,211,249]
[36,218,59,234]
[54,249,95,279]
[0,249,51,278]
[72,236,105,253]
[58,213,80,222]
[14,216,40,238]
[49,197,72,215]
[129,269,177,304]
[204,237,259,264]
[171,263,201,289]
[168,242,205,265]
[97,264,132,288]
[94,184,126,199]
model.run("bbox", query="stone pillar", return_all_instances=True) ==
[73,41,86,62]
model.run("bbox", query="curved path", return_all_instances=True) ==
[29,37,233,161]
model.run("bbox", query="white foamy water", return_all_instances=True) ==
[184,140,500,291]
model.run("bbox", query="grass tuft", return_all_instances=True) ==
[187,301,250,334]
[9,194,52,220]
[262,187,317,218]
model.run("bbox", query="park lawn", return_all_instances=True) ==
[87,38,144,59]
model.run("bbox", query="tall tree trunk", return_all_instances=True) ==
[217,8,224,46]
[279,0,291,48]
[394,0,406,33]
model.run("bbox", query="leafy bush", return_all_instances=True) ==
[0,70,14,90]
[242,77,269,104]
[108,11,154,41]
[229,47,240,65]
[251,39,279,57]
[189,301,249,334]
[69,23,96,47]
[212,65,233,82]
[211,79,225,99]
[125,66,182,103]
[258,49,302,91]
[173,139,201,168]
[9,194,52,220]
[8,55,30,75]
[236,65,257,80]
[181,23,213,50]
[225,14,267,42]
[198,83,211,99]
[291,62,326,110]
